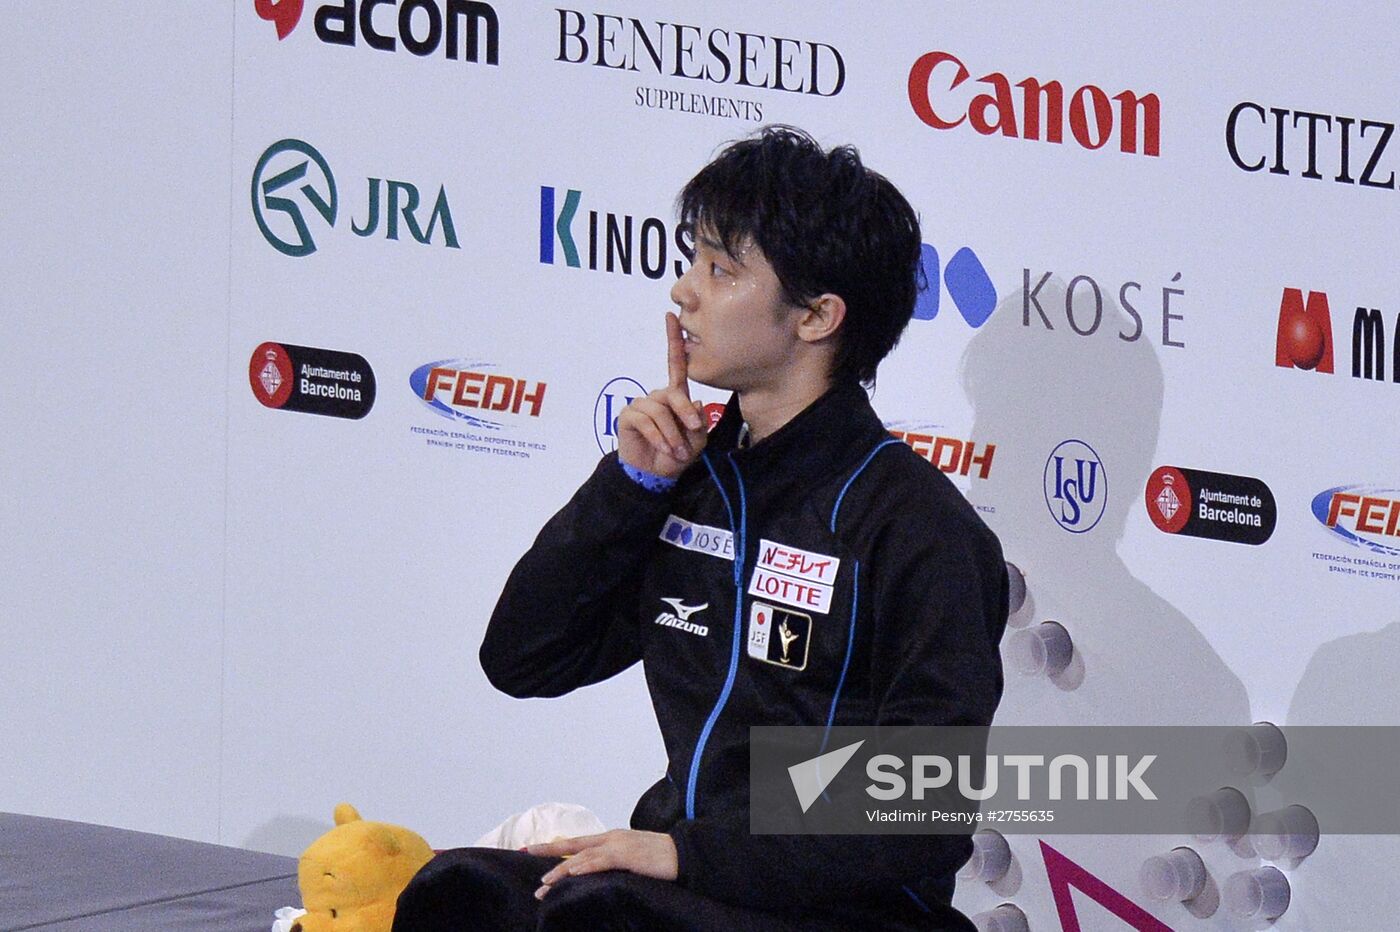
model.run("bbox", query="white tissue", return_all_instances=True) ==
[473,802,607,849]
[271,906,306,932]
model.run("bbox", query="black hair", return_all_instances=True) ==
[677,125,922,386]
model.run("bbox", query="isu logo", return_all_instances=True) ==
[1044,440,1107,533]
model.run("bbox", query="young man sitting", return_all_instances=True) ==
[394,125,1008,931]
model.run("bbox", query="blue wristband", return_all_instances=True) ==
[621,460,678,494]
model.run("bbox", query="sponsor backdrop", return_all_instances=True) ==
[3,1,1397,927]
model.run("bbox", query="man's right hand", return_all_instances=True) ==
[616,312,709,479]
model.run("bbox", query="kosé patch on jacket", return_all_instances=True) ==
[746,539,839,613]
[658,515,734,561]
[747,601,812,670]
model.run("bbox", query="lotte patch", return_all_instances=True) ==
[747,601,812,671]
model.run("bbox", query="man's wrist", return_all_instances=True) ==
[619,459,678,494]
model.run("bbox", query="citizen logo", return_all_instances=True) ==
[1227,102,1396,190]
[653,598,710,637]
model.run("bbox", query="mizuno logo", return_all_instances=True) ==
[660,598,708,620]
[654,598,710,637]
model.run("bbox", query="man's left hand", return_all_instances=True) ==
[528,829,678,899]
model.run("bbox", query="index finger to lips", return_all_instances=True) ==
[665,312,689,394]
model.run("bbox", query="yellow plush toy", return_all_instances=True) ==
[289,803,435,932]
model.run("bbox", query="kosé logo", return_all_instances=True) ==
[252,139,460,257]
[1044,440,1107,533]
[913,243,996,327]
[249,341,376,419]
[255,0,499,67]
[1145,466,1276,546]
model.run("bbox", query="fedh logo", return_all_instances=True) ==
[1274,287,1398,383]
[249,341,376,419]
[554,11,843,123]
[1044,440,1107,533]
[252,139,460,257]
[594,376,645,454]
[886,424,996,481]
[409,359,550,459]
[255,0,498,66]
[1313,486,1400,557]
[1145,466,1276,545]
[540,186,691,280]
[907,50,1160,157]
[913,244,996,326]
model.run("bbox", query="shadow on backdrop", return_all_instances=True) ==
[952,277,1255,927]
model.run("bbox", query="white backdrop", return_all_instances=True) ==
[4,2,1398,927]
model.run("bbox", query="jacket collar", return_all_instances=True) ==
[704,381,888,487]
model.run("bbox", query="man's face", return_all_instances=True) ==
[668,231,804,392]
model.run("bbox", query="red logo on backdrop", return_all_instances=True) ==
[906,50,1160,157]
[1145,466,1192,533]
[254,0,304,40]
[1275,287,1335,372]
[250,342,295,408]
[890,429,996,480]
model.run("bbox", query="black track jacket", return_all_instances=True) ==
[481,382,1008,930]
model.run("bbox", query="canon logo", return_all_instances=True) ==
[907,50,1160,157]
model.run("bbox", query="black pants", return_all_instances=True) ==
[392,847,948,932]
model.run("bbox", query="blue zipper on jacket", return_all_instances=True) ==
[686,451,748,820]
